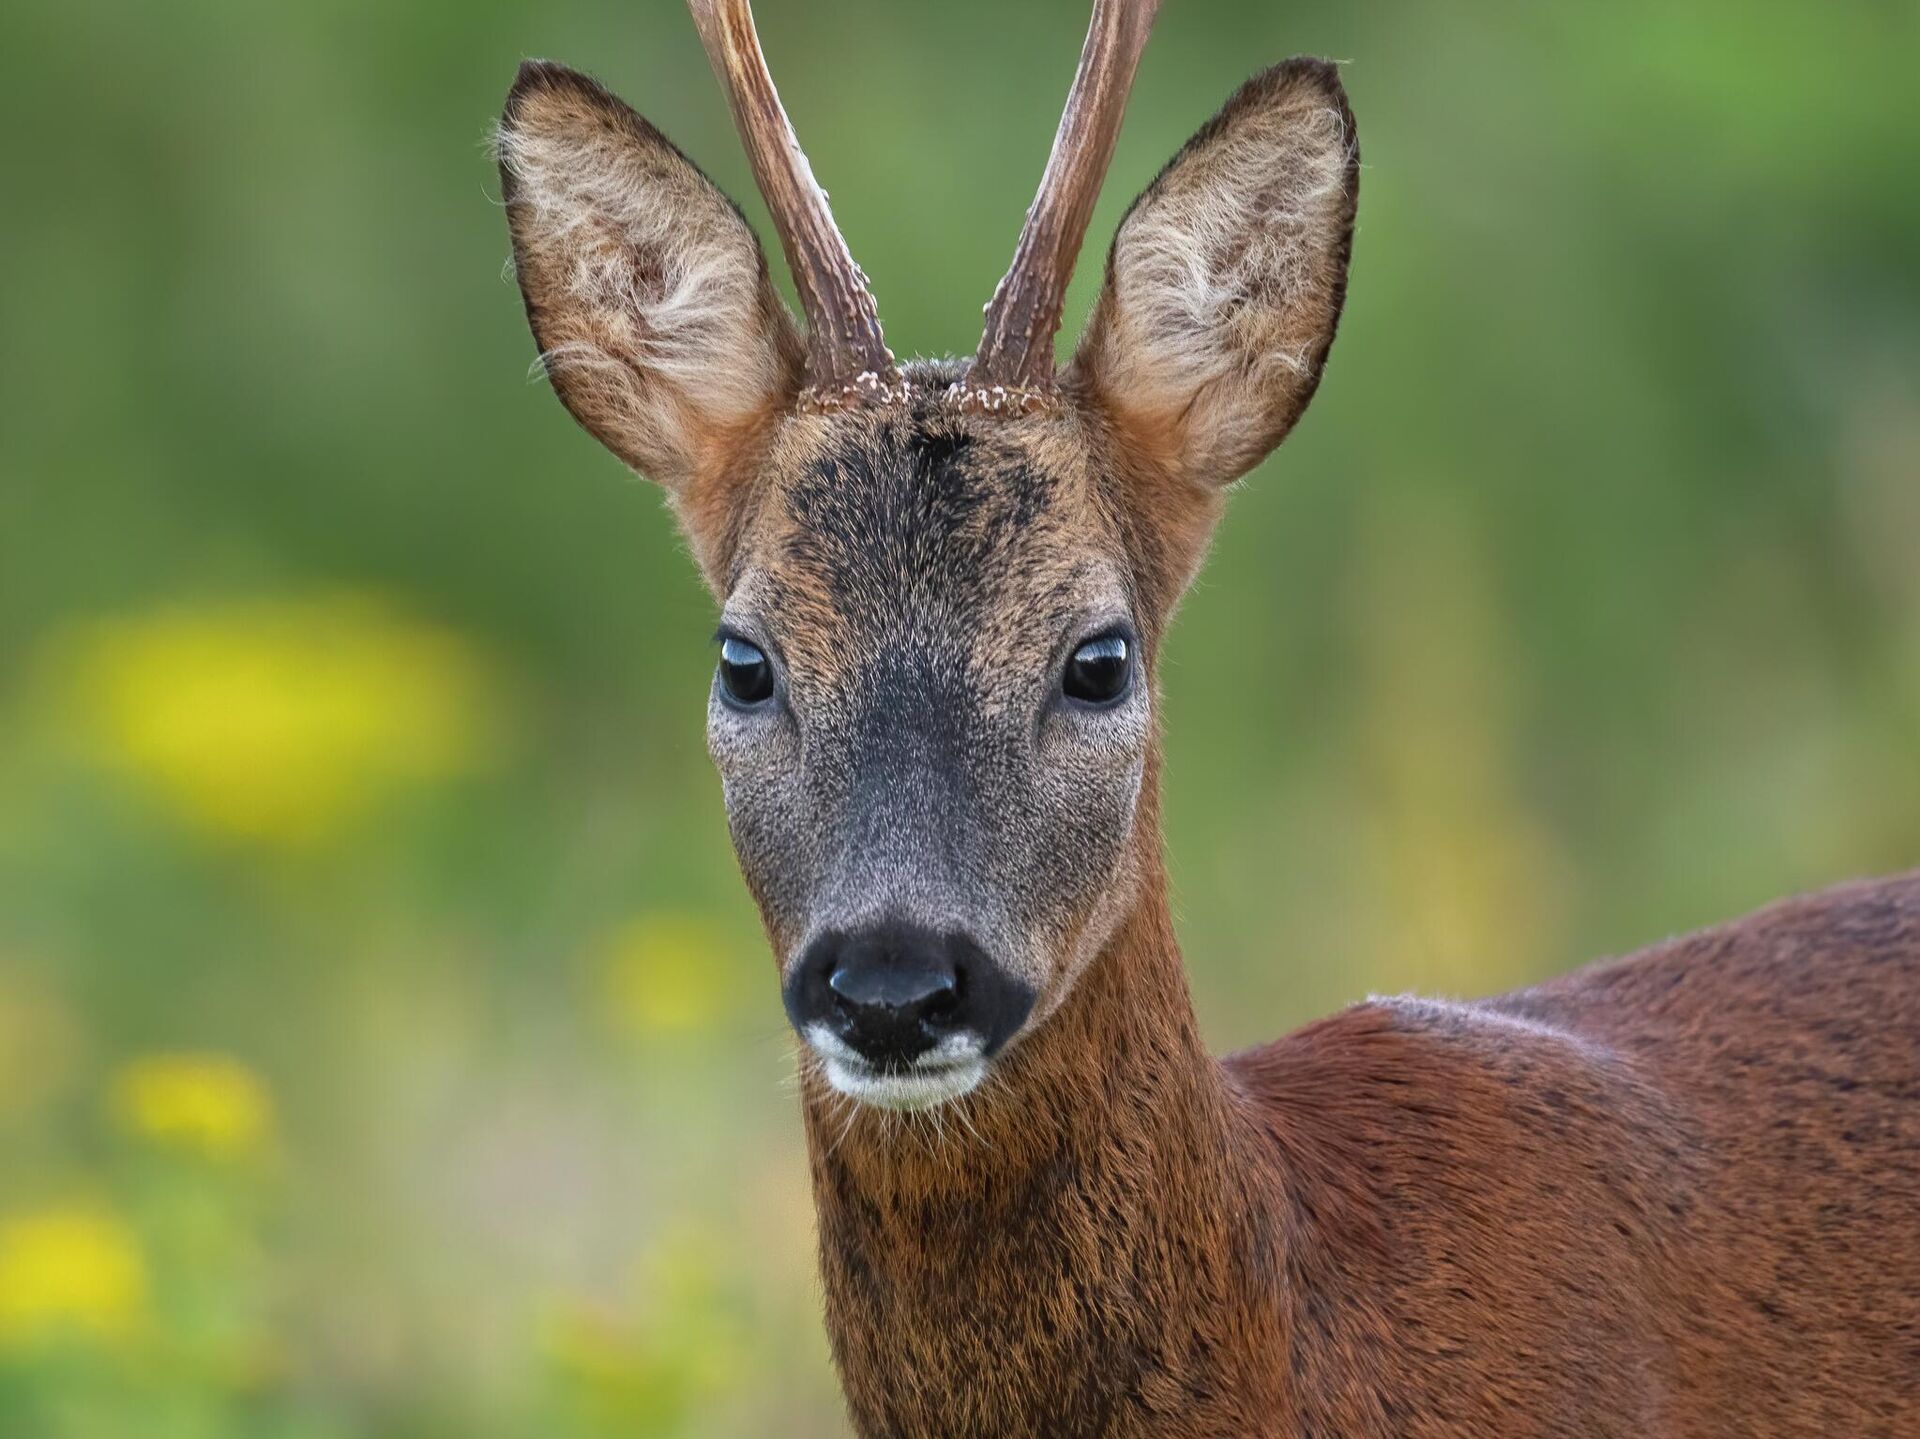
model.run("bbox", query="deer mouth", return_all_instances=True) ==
[804,1026,988,1111]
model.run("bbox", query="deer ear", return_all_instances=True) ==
[1072,59,1358,488]
[498,61,804,491]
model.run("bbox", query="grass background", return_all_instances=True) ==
[1,0,1916,1433]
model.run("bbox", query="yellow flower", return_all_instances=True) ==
[110,1053,274,1161]
[596,913,738,1036]
[0,1206,148,1349]
[47,592,499,848]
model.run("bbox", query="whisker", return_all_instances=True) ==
[952,1095,989,1150]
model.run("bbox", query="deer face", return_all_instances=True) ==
[711,395,1154,1108]
[499,12,1357,1109]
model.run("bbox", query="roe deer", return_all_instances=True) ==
[496,1,1920,1433]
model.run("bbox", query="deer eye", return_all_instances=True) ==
[1062,632,1133,706]
[718,635,775,708]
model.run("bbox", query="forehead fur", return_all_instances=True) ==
[726,362,1137,661]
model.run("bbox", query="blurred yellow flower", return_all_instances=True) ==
[110,1052,274,1161]
[597,913,738,1036]
[48,592,499,847]
[0,1206,148,1349]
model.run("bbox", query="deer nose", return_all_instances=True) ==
[786,923,984,1071]
[829,953,959,1065]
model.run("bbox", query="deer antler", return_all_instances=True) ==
[687,0,902,404]
[959,0,1161,412]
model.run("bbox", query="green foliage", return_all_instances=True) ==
[0,0,1915,1433]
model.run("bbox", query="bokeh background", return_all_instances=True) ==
[1,0,1916,1433]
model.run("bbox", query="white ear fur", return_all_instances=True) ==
[498,61,802,489]
[1074,58,1358,487]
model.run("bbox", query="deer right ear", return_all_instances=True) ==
[498,61,804,493]
[1072,59,1358,489]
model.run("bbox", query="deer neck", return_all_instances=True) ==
[802,788,1291,1435]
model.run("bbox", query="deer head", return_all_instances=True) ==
[498,0,1357,1111]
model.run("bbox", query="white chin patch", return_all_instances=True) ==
[806,1027,987,1111]
[822,1056,987,1111]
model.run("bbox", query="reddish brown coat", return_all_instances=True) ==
[808,783,1920,1436]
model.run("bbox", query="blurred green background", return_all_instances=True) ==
[1,0,1916,1433]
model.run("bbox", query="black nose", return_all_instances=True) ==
[784,922,1034,1071]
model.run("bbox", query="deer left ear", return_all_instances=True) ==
[1071,58,1358,488]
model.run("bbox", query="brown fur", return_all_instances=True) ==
[499,39,1920,1439]
[808,765,1920,1437]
